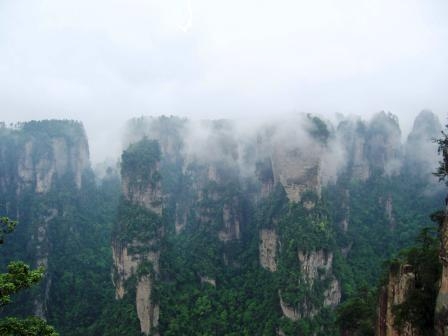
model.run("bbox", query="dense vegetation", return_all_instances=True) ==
[0,115,444,335]
[0,121,121,335]
[0,217,58,336]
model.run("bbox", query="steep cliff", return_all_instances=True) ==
[259,229,278,272]
[405,110,442,180]
[269,116,327,203]
[279,249,341,321]
[435,214,448,335]
[117,113,442,335]
[112,138,163,336]
[337,111,403,182]
[0,120,91,320]
[372,222,441,336]
[366,111,402,176]
[0,112,442,335]
[376,264,418,336]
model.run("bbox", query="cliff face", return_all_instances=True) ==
[271,142,322,203]
[279,249,341,321]
[436,214,448,335]
[405,110,442,179]
[0,121,90,196]
[337,111,403,181]
[376,264,418,336]
[117,115,343,333]
[259,229,278,272]
[367,112,402,175]
[112,138,163,336]
[0,120,91,320]
[111,113,444,335]
[121,163,163,215]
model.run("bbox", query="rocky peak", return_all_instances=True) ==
[1,120,91,195]
[411,110,442,137]
[279,249,341,321]
[121,138,163,215]
[124,116,187,162]
[113,137,164,336]
[337,118,370,181]
[405,110,442,177]
[366,111,402,175]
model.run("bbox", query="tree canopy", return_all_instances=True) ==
[0,217,58,336]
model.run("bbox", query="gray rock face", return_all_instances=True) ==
[405,110,442,178]
[376,264,417,336]
[337,118,371,181]
[259,229,278,272]
[271,142,322,203]
[367,111,402,175]
[298,249,341,308]
[16,134,90,194]
[33,208,58,319]
[122,163,163,215]
[298,249,334,286]
[112,240,160,335]
[219,201,241,242]
[436,215,448,335]
[113,138,164,336]
[337,112,404,180]
[0,121,91,320]
[279,249,341,321]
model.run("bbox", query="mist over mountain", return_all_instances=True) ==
[1,1,448,164]
[0,111,446,335]
[1,1,447,334]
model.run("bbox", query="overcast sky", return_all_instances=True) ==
[1,0,447,162]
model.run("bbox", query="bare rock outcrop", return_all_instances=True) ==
[112,240,160,335]
[271,143,322,203]
[17,133,90,194]
[279,249,341,321]
[436,214,448,335]
[376,264,417,336]
[122,165,163,215]
[112,138,163,336]
[218,201,241,242]
[367,112,402,176]
[259,229,278,272]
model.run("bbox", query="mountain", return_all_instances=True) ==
[0,120,120,335]
[0,112,444,335]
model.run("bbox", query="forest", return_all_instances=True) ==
[0,111,445,336]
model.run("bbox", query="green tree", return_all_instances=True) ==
[0,217,58,336]
[434,125,448,184]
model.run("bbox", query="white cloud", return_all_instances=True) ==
[0,0,447,162]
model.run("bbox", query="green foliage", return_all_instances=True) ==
[1,116,444,335]
[0,219,58,336]
[327,171,441,293]
[0,217,17,244]
[114,199,162,243]
[0,317,58,336]
[0,262,44,307]
[307,114,330,144]
[121,137,161,188]
[19,120,85,141]
[94,292,141,336]
[392,228,440,335]
[336,287,376,336]
[433,125,448,184]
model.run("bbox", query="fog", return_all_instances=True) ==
[0,0,447,162]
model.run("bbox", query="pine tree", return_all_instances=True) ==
[0,217,58,336]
